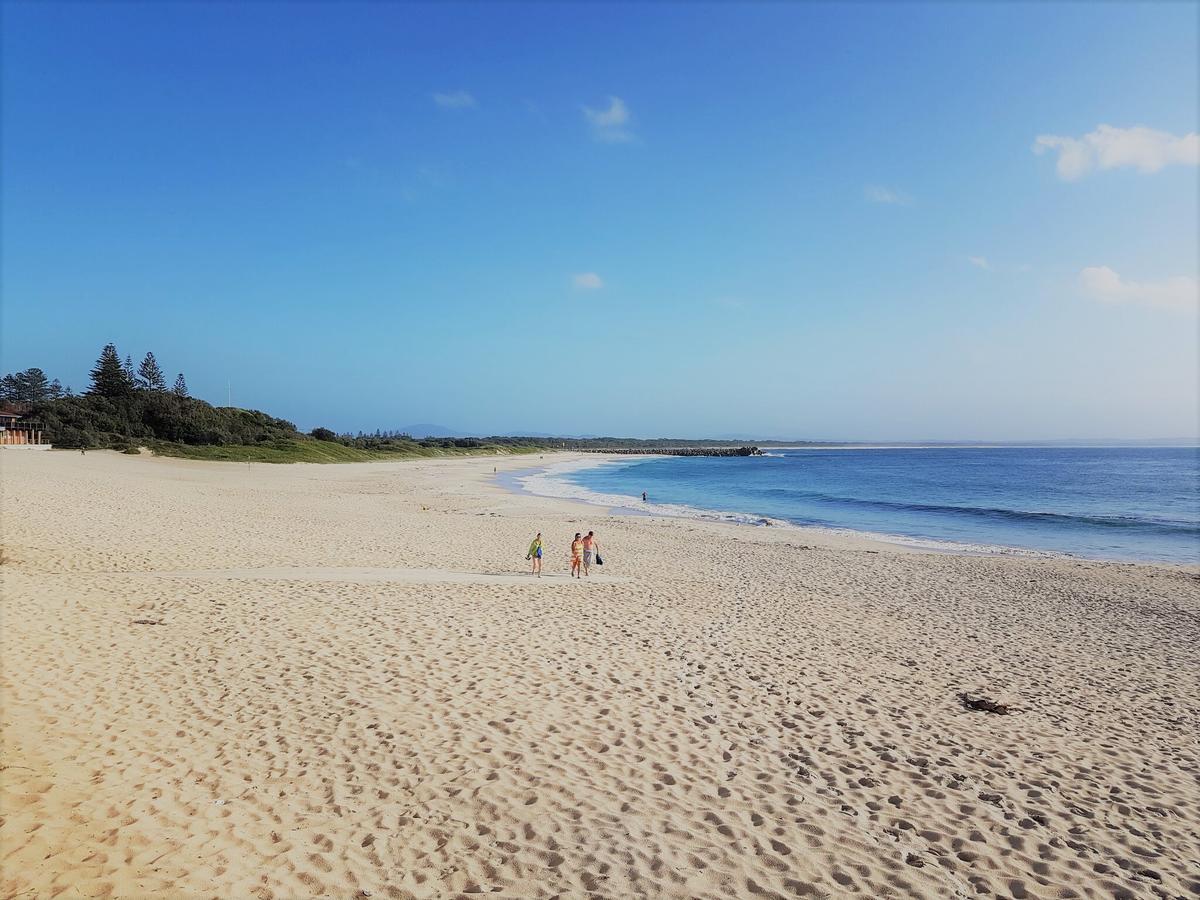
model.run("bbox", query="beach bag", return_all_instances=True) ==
[595,553,604,566]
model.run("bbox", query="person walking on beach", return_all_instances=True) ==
[570,532,583,578]
[642,491,647,502]
[526,532,544,576]
[581,530,600,576]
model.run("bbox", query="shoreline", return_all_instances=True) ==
[497,452,1197,568]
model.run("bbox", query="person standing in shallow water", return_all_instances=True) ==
[570,533,583,578]
[526,532,543,576]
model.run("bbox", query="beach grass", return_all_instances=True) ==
[149,438,543,464]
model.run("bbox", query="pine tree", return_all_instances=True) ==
[138,352,167,391]
[172,373,189,397]
[23,368,50,401]
[49,378,64,400]
[89,344,134,398]
[124,355,138,388]
[0,373,18,403]
[0,368,56,403]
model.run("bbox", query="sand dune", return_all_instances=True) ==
[2,451,1198,898]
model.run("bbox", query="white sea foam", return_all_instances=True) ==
[511,456,1059,559]
[516,458,776,526]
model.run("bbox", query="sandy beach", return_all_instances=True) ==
[1,450,1197,899]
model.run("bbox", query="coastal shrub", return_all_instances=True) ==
[310,427,338,442]
[29,390,299,450]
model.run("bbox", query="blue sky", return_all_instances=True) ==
[3,2,1197,440]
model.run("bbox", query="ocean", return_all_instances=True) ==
[513,447,1200,564]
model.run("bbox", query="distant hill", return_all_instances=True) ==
[398,424,465,438]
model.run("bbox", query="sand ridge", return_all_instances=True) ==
[2,450,1198,899]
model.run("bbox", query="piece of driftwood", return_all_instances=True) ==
[959,692,1011,715]
[132,619,165,626]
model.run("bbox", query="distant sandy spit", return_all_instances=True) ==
[2,450,1197,899]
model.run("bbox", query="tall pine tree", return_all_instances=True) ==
[138,352,167,391]
[19,368,51,401]
[0,370,51,403]
[172,373,189,398]
[89,344,134,398]
[123,354,138,387]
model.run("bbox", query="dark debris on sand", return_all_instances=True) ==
[958,693,1012,715]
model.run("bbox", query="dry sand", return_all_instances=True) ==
[1,450,1198,899]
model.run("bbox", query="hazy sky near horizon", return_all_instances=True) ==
[3,2,1197,440]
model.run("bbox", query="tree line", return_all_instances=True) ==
[1,344,188,407]
[0,368,70,404]
[3,342,518,455]
[2,342,290,450]
[3,342,768,457]
[85,344,188,399]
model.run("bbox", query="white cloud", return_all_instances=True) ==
[968,256,992,271]
[432,91,477,109]
[573,272,604,290]
[864,184,912,205]
[1033,125,1199,180]
[583,96,633,143]
[1079,266,1198,313]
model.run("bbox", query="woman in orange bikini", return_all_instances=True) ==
[570,532,583,578]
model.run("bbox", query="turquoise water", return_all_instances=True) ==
[556,447,1199,564]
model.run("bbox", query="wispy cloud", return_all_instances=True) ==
[968,256,992,271]
[864,184,912,205]
[1033,125,1199,180]
[1079,266,1198,313]
[573,272,604,290]
[583,96,633,143]
[432,90,477,109]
